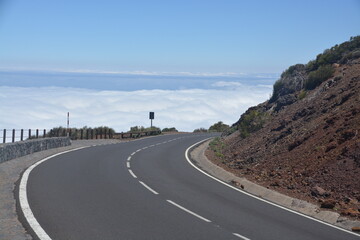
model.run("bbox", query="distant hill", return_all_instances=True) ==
[209,36,360,219]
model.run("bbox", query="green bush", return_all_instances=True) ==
[306,36,360,71]
[298,90,307,100]
[209,137,226,159]
[305,65,335,90]
[208,121,229,132]
[162,127,178,132]
[129,126,161,132]
[193,128,208,133]
[238,110,268,138]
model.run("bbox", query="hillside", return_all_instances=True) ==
[207,36,360,219]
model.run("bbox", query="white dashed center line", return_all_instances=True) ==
[233,233,251,240]
[166,200,211,223]
[139,181,159,195]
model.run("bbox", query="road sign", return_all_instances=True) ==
[149,112,154,128]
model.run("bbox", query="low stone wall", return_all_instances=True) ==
[0,137,71,163]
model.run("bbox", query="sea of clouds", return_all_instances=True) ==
[0,83,272,132]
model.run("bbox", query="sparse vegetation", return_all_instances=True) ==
[269,79,284,103]
[298,90,307,100]
[238,110,269,138]
[162,127,178,132]
[305,65,335,90]
[271,36,360,98]
[209,137,226,159]
[129,126,161,132]
[281,64,305,78]
[193,128,208,133]
[208,121,229,132]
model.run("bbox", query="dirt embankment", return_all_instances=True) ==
[207,58,360,220]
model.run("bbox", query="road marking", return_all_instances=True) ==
[149,144,155,147]
[142,147,148,150]
[130,152,136,156]
[127,156,131,161]
[136,149,141,152]
[166,200,211,223]
[185,138,360,237]
[233,233,251,240]
[139,181,159,195]
[128,169,137,178]
[19,146,89,240]
[126,162,130,168]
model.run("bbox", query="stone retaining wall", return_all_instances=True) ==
[0,137,71,163]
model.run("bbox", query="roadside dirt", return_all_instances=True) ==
[207,58,360,220]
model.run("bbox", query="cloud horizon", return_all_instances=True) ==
[0,85,272,132]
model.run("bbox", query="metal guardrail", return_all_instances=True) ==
[0,129,162,144]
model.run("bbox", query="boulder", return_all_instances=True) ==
[311,186,329,197]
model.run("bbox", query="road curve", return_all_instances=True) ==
[20,133,360,240]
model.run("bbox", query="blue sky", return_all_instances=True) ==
[0,1,359,133]
[1,0,359,74]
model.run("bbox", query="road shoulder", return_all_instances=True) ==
[190,140,360,233]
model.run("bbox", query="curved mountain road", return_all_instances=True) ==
[20,133,359,239]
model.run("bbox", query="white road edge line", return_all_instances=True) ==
[128,169,137,178]
[185,138,360,237]
[166,200,211,223]
[19,146,90,240]
[233,233,251,240]
[126,162,131,168]
[127,156,131,161]
[139,181,159,195]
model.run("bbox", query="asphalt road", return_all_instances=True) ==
[22,133,360,240]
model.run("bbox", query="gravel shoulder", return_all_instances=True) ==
[190,140,360,233]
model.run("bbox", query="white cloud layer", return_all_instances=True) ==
[0,85,271,132]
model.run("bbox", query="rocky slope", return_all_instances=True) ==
[207,36,360,219]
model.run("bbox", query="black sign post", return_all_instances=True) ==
[149,112,154,128]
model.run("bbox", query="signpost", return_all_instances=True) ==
[149,112,154,128]
[67,112,70,137]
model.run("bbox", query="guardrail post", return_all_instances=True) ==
[12,129,15,142]
[81,129,83,140]
[43,129,46,138]
[21,129,24,141]
[29,129,31,140]
[3,129,6,143]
